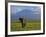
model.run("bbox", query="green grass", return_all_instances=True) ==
[11,20,41,31]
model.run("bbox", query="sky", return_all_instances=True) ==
[10,5,41,14]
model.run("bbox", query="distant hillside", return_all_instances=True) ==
[11,9,41,20]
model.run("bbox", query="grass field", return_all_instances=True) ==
[11,20,41,31]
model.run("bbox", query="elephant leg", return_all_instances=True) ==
[22,23,26,28]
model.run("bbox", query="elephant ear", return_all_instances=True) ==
[19,18,23,20]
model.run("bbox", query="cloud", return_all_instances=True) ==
[32,12,40,14]
[16,8,23,12]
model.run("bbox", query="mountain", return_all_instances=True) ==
[11,9,41,20]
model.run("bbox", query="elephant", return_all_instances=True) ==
[19,18,26,28]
